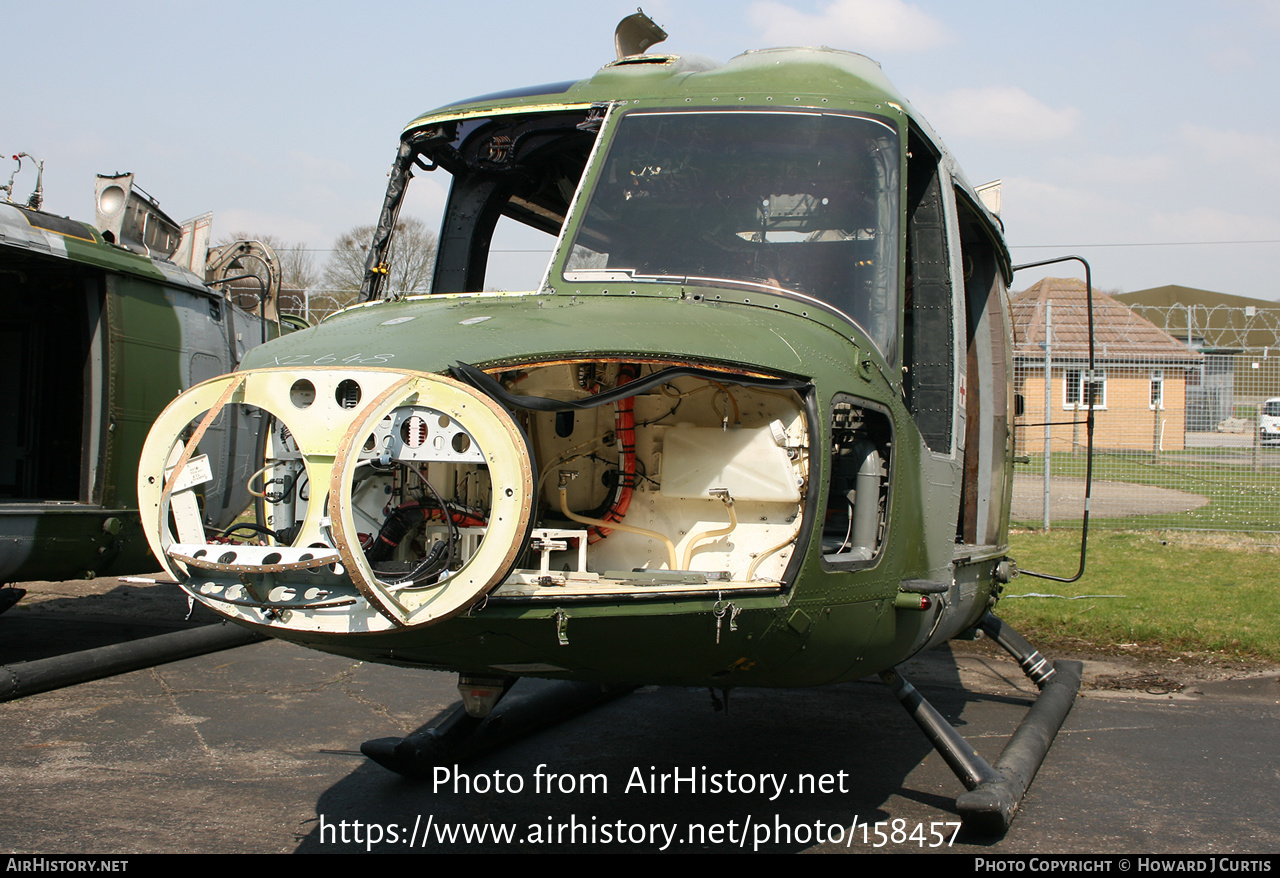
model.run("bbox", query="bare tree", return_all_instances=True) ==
[321,216,437,307]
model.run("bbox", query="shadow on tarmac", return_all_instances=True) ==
[294,644,1013,853]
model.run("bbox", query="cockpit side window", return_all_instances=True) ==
[563,110,901,360]
[416,111,597,295]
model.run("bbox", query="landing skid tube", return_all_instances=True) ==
[362,678,637,777]
[880,613,1082,834]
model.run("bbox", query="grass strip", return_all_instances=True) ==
[1001,530,1280,663]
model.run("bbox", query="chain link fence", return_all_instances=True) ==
[1012,350,1280,535]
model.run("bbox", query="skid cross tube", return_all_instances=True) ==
[0,623,265,702]
[881,614,1081,834]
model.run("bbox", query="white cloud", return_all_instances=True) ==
[1204,45,1257,74]
[915,86,1081,142]
[999,175,1136,244]
[746,0,950,53]
[1180,123,1280,182]
[401,176,450,226]
[1001,177,1280,245]
[1246,0,1280,31]
[1181,122,1275,156]
[1147,205,1280,242]
[214,208,330,247]
[1050,153,1177,186]
[288,149,358,183]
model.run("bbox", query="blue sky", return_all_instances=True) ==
[8,0,1280,298]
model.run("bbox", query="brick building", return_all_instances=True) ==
[1012,278,1201,453]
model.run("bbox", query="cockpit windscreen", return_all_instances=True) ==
[565,110,900,358]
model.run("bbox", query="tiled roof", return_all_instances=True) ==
[1011,277,1201,363]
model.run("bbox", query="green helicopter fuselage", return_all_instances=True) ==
[139,45,1015,689]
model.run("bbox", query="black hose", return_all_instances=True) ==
[451,361,808,413]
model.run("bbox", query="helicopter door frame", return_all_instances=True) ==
[903,123,974,585]
[953,188,1014,549]
[81,274,108,505]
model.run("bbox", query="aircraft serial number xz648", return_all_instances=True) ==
[137,11,1087,833]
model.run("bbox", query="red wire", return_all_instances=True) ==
[589,364,639,543]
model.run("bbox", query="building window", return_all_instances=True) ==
[1150,370,1164,410]
[1064,369,1106,409]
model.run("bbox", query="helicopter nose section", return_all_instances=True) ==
[137,369,535,633]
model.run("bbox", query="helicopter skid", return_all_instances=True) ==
[954,659,1082,834]
[362,678,637,778]
[881,615,1081,834]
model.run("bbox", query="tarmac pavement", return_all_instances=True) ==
[1,583,1277,855]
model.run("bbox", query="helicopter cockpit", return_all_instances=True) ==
[564,109,900,361]
[394,105,901,362]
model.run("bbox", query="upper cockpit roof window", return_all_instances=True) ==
[563,109,900,359]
